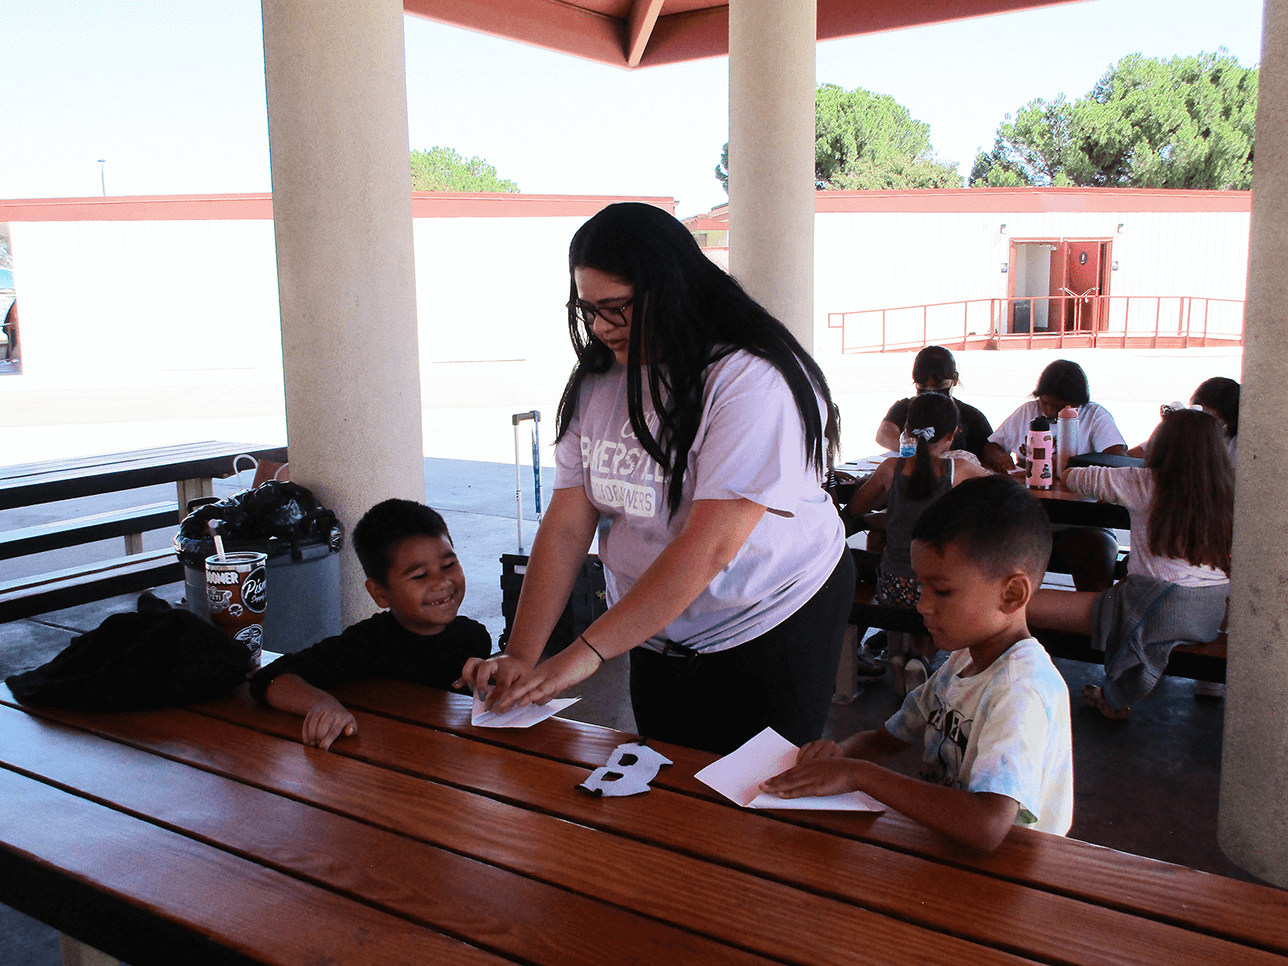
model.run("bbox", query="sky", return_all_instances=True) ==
[0,0,1266,217]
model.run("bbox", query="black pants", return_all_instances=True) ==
[629,548,855,755]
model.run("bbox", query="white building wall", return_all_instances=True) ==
[411,215,582,369]
[10,219,283,379]
[814,206,1250,351]
[8,212,591,387]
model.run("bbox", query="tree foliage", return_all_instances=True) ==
[971,50,1257,190]
[715,83,961,194]
[410,146,519,192]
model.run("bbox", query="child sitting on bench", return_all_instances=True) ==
[765,476,1073,852]
[1028,408,1233,719]
[250,499,491,750]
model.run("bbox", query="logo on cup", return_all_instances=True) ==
[234,623,263,648]
[243,566,268,613]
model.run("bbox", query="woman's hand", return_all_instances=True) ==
[454,652,535,703]
[486,638,604,714]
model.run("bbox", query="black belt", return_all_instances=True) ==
[657,638,702,672]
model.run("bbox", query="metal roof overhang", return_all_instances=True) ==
[403,0,1087,69]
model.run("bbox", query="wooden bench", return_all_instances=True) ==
[843,548,1227,687]
[0,441,286,623]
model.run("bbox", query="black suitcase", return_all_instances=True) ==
[499,411,607,656]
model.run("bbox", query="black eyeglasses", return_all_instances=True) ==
[568,298,633,328]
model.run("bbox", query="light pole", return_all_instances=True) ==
[97,159,106,196]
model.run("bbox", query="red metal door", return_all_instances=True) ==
[1065,241,1102,331]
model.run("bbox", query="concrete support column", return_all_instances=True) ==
[727,0,816,352]
[261,0,424,625]
[1219,0,1288,887]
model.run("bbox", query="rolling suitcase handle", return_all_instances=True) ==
[512,410,541,552]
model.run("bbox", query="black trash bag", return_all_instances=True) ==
[175,480,342,567]
[5,593,250,711]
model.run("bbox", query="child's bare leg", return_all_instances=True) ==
[1054,527,1118,592]
[1028,588,1098,635]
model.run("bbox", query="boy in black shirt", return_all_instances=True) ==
[250,499,491,750]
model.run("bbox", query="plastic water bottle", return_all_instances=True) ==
[899,428,916,458]
[1055,406,1078,479]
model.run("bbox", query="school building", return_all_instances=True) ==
[686,187,1251,353]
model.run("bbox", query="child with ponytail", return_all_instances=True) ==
[1028,408,1233,718]
[841,392,990,695]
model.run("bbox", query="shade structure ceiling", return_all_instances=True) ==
[403,0,1085,68]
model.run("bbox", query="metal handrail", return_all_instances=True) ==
[826,294,1245,354]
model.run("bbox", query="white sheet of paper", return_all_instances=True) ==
[470,693,580,728]
[694,727,885,812]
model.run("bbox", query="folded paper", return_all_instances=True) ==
[695,727,885,812]
[471,693,580,728]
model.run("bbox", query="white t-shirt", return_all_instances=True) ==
[885,638,1074,835]
[1064,465,1229,587]
[554,350,845,653]
[989,400,1126,459]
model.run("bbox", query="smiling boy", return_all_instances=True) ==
[250,499,491,750]
[763,475,1072,851]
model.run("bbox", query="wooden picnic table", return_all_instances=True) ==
[835,456,1132,530]
[1,677,1285,966]
[0,440,288,513]
[0,441,288,622]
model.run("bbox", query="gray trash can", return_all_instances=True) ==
[175,482,343,654]
[181,541,340,654]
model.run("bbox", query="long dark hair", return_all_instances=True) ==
[903,392,958,499]
[1145,408,1233,572]
[556,202,840,516]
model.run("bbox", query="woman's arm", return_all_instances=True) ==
[487,496,768,712]
[456,485,599,697]
[981,441,1015,474]
[875,420,901,452]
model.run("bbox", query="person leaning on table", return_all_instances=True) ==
[456,202,854,756]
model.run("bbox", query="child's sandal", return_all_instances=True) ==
[1081,684,1130,720]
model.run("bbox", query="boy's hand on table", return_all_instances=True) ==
[302,695,358,751]
[760,756,867,799]
[796,739,846,763]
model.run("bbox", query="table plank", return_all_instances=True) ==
[183,688,1288,966]
[0,767,508,966]
[0,691,1043,966]
[334,681,1288,956]
[0,703,779,966]
[0,441,286,509]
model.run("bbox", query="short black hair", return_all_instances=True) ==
[911,475,1051,583]
[352,499,451,584]
[1033,359,1090,407]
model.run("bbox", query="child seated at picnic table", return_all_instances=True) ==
[250,499,491,750]
[981,358,1128,592]
[765,475,1073,852]
[1028,408,1233,719]
[875,345,994,461]
[841,391,990,696]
